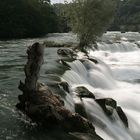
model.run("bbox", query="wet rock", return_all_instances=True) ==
[62,113,95,133]
[75,102,87,118]
[95,98,129,127]
[59,81,70,93]
[17,84,98,133]
[88,58,98,64]
[57,48,77,58]
[79,57,98,64]
[95,98,117,116]
[75,86,95,99]
[135,42,140,48]
[116,106,128,128]
[59,59,70,68]
[70,132,103,140]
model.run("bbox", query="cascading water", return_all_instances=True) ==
[0,32,140,140]
[97,41,139,52]
[62,33,140,140]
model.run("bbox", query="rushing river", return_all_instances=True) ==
[0,32,140,140]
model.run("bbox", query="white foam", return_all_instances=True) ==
[62,32,140,140]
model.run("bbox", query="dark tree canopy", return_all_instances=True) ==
[53,3,71,33]
[109,0,140,31]
[0,0,58,39]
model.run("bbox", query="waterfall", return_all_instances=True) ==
[61,35,140,140]
[63,59,116,89]
[97,41,139,52]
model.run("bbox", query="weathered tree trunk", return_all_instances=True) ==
[18,42,44,95]
[24,42,44,91]
[16,42,103,140]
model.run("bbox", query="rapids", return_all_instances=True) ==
[62,32,140,140]
[0,32,140,140]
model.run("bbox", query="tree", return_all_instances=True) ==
[0,0,58,39]
[109,0,140,32]
[66,0,116,51]
[53,3,71,32]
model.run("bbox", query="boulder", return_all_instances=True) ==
[75,86,95,99]
[95,98,128,128]
[59,81,70,93]
[57,48,77,58]
[95,98,117,116]
[59,59,70,68]
[116,106,128,128]
[17,83,98,133]
[75,102,87,118]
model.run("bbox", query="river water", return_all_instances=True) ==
[0,32,140,140]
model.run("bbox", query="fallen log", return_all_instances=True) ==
[16,42,103,140]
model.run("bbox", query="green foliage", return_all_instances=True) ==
[109,0,140,31]
[0,0,58,39]
[53,3,71,33]
[66,0,116,49]
[119,0,140,24]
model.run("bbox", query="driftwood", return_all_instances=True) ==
[24,42,44,91]
[16,42,103,139]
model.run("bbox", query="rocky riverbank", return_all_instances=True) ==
[16,42,103,140]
